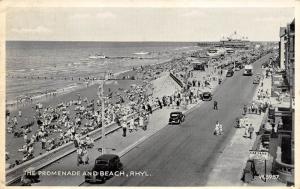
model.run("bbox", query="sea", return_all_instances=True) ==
[6,41,201,102]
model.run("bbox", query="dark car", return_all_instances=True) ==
[21,167,40,186]
[201,92,212,101]
[253,75,261,84]
[226,69,234,77]
[169,111,185,124]
[85,154,123,183]
[253,76,260,84]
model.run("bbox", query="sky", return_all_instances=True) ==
[6,7,294,41]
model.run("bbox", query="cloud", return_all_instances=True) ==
[11,26,52,34]
[69,12,116,20]
[95,11,116,19]
[70,13,91,19]
[181,10,207,17]
[254,15,294,23]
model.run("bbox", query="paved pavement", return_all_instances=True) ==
[207,67,285,186]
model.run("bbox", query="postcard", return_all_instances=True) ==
[0,0,297,187]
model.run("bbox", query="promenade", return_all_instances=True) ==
[206,68,285,186]
[32,68,222,186]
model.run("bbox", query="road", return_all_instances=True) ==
[80,53,272,186]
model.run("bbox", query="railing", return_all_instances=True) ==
[169,73,184,88]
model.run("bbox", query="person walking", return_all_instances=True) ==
[122,121,127,137]
[129,118,134,132]
[218,122,223,135]
[248,124,254,139]
[147,104,152,114]
[139,115,144,130]
[214,121,223,135]
[18,110,22,117]
[76,147,83,166]
[176,99,180,109]
[158,99,162,109]
[213,100,218,110]
[13,116,18,127]
[41,137,46,150]
[243,104,247,115]
[82,147,89,165]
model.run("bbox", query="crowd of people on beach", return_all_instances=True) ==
[5,55,196,168]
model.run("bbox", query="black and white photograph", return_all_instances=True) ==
[1,0,297,187]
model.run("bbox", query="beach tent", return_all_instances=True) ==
[191,61,206,71]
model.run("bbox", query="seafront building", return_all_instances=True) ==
[219,31,250,49]
[268,18,294,185]
[279,27,286,70]
[197,31,250,49]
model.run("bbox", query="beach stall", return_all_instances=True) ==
[191,61,207,71]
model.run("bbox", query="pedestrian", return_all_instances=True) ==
[122,121,127,137]
[73,136,79,148]
[214,121,223,135]
[139,115,145,130]
[76,147,83,166]
[218,122,223,135]
[169,96,173,106]
[218,78,222,84]
[13,116,18,126]
[248,124,254,139]
[18,110,22,117]
[176,99,180,109]
[131,117,137,131]
[244,124,249,138]
[147,104,152,114]
[243,104,247,115]
[41,137,46,150]
[158,99,162,109]
[82,147,89,165]
[213,100,218,110]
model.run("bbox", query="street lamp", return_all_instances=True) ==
[101,78,106,154]
[97,72,107,154]
[98,71,135,155]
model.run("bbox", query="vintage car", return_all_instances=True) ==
[85,154,123,183]
[253,74,261,84]
[169,111,185,124]
[201,92,212,101]
[21,167,40,186]
[226,69,234,77]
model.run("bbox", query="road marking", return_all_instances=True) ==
[119,136,147,157]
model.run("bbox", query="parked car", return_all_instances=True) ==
[85,154,123,183]
[253,74,261,84]
[226,69,234,77]
[21,167,40,186]
[201,92,212,101]
[169,111,185,124]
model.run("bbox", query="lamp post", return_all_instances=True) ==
[101,79,105,154]
[97,72,107,155]
[97,71,135,155]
